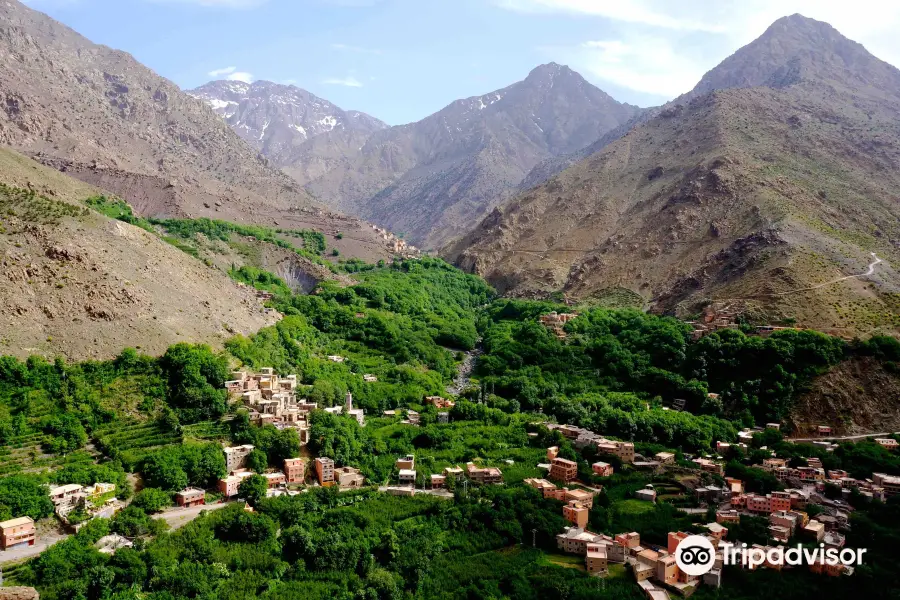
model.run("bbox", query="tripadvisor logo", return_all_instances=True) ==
[675,535,868,574]
[675,535,716,576]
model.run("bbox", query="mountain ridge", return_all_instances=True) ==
[188,79,387,186]
[299,62,642,247]
[446,14,900,337]
[0,0,396,262]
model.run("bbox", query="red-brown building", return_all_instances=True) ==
[592,462,614,477]
[175,488,206,508]
[0,516,36,550]
[549,457,578,483]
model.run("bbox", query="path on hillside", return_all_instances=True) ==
[715,253,883,303]
[787,430,900,443]
[771,252,882,297]
[0,502,229,565]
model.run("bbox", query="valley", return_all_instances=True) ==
[0,2,897,600]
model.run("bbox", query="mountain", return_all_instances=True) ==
[0,147,277,360]
[447,15,900,337]
[188,80,387,185]
[0,0,394,262]
[300,63,641,248]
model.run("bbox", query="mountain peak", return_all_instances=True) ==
[690,13,900,98]
[525,62,578,83]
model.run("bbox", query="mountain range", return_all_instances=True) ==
[446,14,900,337]
[0,0,393,261]
[0,0,898,339]
[194,64,641,248]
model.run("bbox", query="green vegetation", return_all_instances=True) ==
[84,195,154,232]
[1,224,898,600]
[477,298,856,430]
[0,183,89,225]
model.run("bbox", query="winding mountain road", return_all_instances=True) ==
[773,252,882,297]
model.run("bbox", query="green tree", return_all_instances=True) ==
[142,451,189,491]
[0,475,53,520]
[238,474,269,508]
[159,343,230,423]
[131,488,171,513]
[247,449,268,474]
[111,505,168,537]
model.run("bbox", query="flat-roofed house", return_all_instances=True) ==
[592,461,614,477]
[563,501,590,528]
[802,520,825,542]
[218,471,254,497]
[175,488,205,507]
[655,452,675,464]
[465,463,503,484]
[316,457,335,486]
[49,483,84,506]
[223,444,255,472]
[284,458,306,484]
[565,488,594,509]
[0,516,35,549]
[586,543,608,577]
[875,438,899,450]
[263,472,286,488]
[336,466,365,488]
[549,457,578,483]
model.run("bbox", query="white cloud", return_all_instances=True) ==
[226,71,254,83]
[494,0,724,32]
[323,76,364,87]
[510,0,900,99]
[208,66,237,77]
[576,39,707,97]
[331,43,383,55]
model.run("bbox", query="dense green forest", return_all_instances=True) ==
[2,227,900,600]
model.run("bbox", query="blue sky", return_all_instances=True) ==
[23,0,900,125]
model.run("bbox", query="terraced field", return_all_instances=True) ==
[93,422,181,470]
[0,431,96,477]
[93,419,231,469]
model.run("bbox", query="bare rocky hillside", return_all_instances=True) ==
[791,357,900,435]
[0,147,278,360]
[0,0,394,262]
[298,63,641,248]
[447,15,900,337]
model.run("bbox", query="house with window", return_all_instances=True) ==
[0,516,35,550]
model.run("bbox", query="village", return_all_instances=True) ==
[1,365,896,600]
[514,419,896,600]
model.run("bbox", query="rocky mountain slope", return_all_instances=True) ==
[447,15,900,337]
[188,80,387,185]
[300,64,641,248]
[0,147,277,360]
[791,356,900,435]
[0,0,394,262]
